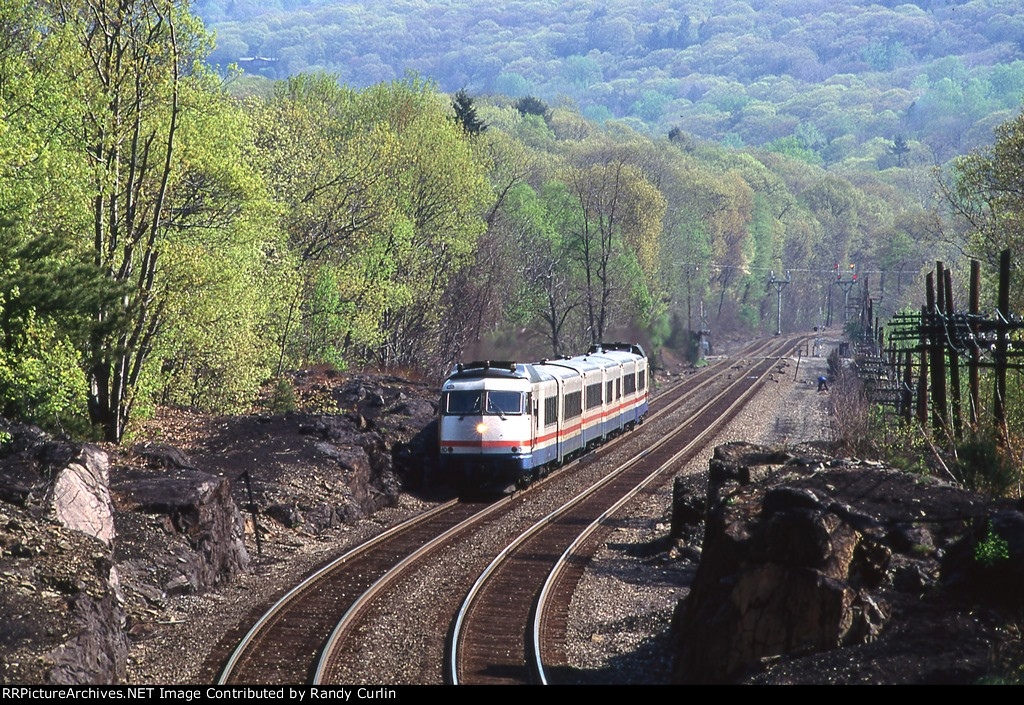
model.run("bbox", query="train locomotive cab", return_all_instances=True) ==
[438,344,648,495]
[438,360,544,492]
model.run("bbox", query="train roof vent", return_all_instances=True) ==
[594,341,645,357]
[457,360,517,373]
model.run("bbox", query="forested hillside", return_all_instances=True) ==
[195,0,1024,167]
[0,0,1019,446]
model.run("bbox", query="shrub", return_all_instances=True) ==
[268,377,297,414]
[975,521,1011,567]
[956,432,1020,495]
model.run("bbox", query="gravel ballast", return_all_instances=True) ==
[126,339,834,684]
[562,340,833,683]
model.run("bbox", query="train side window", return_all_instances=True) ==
[638,370,646,390]
[544,396,557,427]
[585,382,602,410]
[606,380,613,403]
[616,378,621,399]
[624,373,636,395]
[564,391,582,419]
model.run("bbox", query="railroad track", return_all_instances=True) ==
[215,338,790,684]
[448,335,804,685]
[311,337,791,684]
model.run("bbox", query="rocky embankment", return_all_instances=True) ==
[0,371,438,684]
[671,442,1024,684]
[4,360,1022,685]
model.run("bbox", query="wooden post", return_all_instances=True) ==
[862,273,870,332]
[917,303,929,426]
[969,260,980,427]
[827,281,833,327]
[944,268,963,441]
[903,349,913,423]
[239,470,263,558]
[994,249,1011,442]
[927,269,947,437]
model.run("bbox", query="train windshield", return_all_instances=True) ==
[486,391,523,415]
[445,391,482,415]
[443,390,524,416]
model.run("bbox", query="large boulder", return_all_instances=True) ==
[111,463,249,595]
[669,442,1010,684]
[48,445,116,545]
[0,419,116,544]
[0,421,129,683]
[672,444,890,683]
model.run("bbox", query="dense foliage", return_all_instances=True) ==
[0,0,1017,445]
[943,111,1024,310]
[195,0,1024,167]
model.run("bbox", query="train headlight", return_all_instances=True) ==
[475,422,488,435]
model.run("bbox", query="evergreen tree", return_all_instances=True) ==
[515,96,550,120]
[452,88,486,135]
[889,134,911,167]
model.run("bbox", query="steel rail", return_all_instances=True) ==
[311,340,777,684]
[216,498,459,684]
[448,337,800,685]
[531,337,804,684]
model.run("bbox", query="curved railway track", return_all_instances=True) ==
[446,335,804,685]
[216,338,791,684]
[311,337,791,684]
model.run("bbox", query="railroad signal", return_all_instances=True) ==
[833,264,859,323]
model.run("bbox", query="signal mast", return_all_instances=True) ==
[768,270,791,336]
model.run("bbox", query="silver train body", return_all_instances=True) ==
[438,342,649,490]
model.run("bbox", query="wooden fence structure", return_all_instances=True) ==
[849,249,1022,446]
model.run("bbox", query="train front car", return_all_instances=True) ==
[438,361,543,493]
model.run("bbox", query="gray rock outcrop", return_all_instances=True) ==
[0,419,250,683]
[48,445,116,545]
[672,443,891,683]
[112,463,249,595]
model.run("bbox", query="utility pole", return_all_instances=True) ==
[834,262,858,324]
[814,306,823,356]
[768,270,791,336]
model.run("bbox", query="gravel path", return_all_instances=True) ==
[562,338,836,684]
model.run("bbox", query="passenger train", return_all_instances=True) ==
[438,342,649,491]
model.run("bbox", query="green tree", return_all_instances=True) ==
[452,88,487,135]
[0,0,113,434]
[564,146,665,342]
[50,0,281,441]
[944,111,1024,309]
[253,75,491,372]
[889,134,910,167]
[504,181,585,355]
[515,96,550,120]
